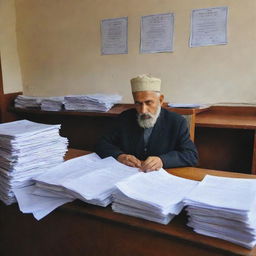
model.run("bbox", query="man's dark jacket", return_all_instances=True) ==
[95,108,198,168]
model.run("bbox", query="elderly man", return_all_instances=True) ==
[95,75,198,172]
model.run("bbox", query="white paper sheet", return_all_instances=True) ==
[184,175,256,212]
[63,166,137,200]
[140,13,174,53]
[101,17,128,55]
[190,6,228,47]
[0,120,61,138]
[13,186,73,220]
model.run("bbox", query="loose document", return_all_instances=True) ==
[101,17,128,55]
[190,6,228,47]
[112,169,198,224]
[0,120,68,205]
[184,175,256,249]
[64,93,122,112]
[140,13,174,53]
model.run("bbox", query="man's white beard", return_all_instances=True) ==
[137,105,161,129]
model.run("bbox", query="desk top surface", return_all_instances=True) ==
[62,149,256,256]
[196,106,256,129]
[12,104,256,130]
[12,104,198,117]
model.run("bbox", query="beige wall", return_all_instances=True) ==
[0,0,23,94]
[15,0,256,103]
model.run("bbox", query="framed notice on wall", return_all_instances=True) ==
[140,13,174,53]
[190,6,228,47]
[101,17,128,55]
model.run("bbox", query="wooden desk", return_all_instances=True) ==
[9,104,256,173]
[1,149,256,256]
[10,104,196,147]
[195,106,256,174]
[196,106,256,129]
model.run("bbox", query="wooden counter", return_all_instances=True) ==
[11,103,198,117]
[10,104,196,148]
[196,106,256,129]
[9,104,256,173]
[195,106,256,174]
[1,148,256,256]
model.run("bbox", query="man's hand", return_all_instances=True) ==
[117,154,142,168]
[141,156,163,172]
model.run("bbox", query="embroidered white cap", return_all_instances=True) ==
[130,74,161,92]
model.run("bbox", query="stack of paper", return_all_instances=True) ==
[0,120,68,205]
[14,95,44,109]
[33,154,138,206]
[168,103,209,109]
[112,169,199,224]
[41,97,65,111]
[13,154,139,220]
[184,175,256,249]
[64,94,122,112]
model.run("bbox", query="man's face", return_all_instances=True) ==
[133,91,164,128]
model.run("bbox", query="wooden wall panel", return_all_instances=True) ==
[0,92,22,123]
[0,57,22,123]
